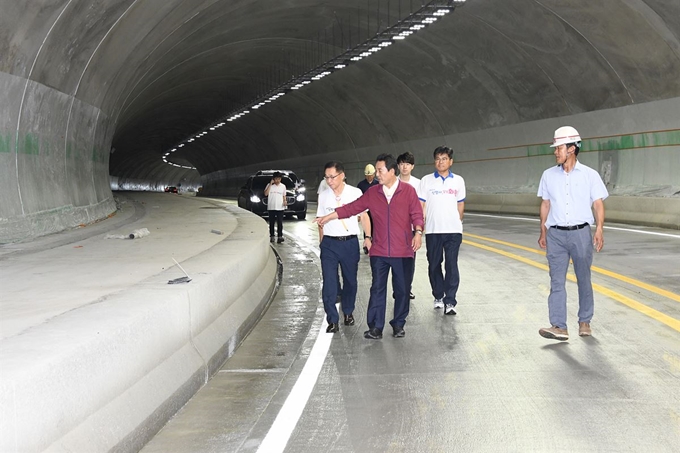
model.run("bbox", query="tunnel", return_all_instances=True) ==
[1,0,679,244]
[2,1,680,452]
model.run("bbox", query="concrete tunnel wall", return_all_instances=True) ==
[201,97,680,228]
[0,71,117,243]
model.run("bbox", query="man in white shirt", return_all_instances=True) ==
[398,152,420,300]
[264,171,287,243]
[418,146,466,316]
[537,126,608,341]
[316,162,371,333]
[318,176,342,300]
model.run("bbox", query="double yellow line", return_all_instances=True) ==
[463,233,680,333]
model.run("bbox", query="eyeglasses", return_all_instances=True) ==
[323,173,343,180]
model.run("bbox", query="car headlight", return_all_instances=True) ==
[250,195,261,203]
[297,186,306,193]
[296,194,305,202]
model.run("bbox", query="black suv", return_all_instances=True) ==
[237,170,307,220]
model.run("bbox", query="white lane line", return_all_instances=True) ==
[466,213,680,239]
[257,231,329,453]
[601,225,680,238]
[256,320,332,453]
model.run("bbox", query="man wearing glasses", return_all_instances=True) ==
[316,162,371,333]
[418,146,466,316]
[316,154,424,339]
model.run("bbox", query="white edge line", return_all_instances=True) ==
[256,310,332,453]
[257,230,330,453]
[466,213,680,239]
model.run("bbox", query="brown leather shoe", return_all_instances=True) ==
[578,322,592,336]
[539,325,569,341]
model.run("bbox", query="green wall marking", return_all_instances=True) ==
[0,134,11,153]
[22,133,40,155]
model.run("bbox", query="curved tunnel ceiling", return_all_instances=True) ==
[10,0,678,180]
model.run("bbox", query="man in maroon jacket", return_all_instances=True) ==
[315,154,424,339]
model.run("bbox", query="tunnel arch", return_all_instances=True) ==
[1,0,679,242]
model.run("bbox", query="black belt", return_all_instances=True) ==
[551,223,589,231]
[326,235,358,241]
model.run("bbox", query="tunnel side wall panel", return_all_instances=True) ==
[202,98,680,228]
[0,72,24,222]
[0,77,115,243]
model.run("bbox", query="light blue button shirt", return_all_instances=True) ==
[537,161,608,227]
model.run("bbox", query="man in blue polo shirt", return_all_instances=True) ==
[537,126,608,341]
[418,146,466,316]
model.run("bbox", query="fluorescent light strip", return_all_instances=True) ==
[164,0,463,164]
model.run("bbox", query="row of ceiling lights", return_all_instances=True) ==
[162,0,466,169]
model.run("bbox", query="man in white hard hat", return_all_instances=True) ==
[537,126,608,341]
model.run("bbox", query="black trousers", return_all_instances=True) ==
[268,210,284,237]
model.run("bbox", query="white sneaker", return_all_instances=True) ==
[434,298,444,309]
[444,304,457,315]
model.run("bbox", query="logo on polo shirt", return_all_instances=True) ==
[431,188,458,196]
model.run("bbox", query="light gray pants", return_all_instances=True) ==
[546,226,594,329]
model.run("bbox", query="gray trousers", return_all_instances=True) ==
[546,226,594,329]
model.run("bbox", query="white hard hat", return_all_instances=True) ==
[364,164,376,175]
[550,126,582,147]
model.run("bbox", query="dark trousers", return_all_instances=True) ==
[320,237,360,324]
[367,256,414,331]
[426,233,462,306]
[268,210,284,237]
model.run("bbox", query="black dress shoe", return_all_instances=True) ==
[392,325,405,338]
[343,313,355,326]
[409,292,415,300]
[326,323,339,333]
[363,327,382,339]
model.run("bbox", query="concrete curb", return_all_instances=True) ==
[0,208,279,453]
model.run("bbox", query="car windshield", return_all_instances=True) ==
[252,176,296,191]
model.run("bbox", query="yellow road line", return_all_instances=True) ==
[465,232,680,303]
[463,239,680,333]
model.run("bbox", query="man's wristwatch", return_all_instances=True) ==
[364,236,372,240]
[415,230,423,235]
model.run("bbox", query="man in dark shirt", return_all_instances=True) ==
[357,164,379,193]
[357,164,379,253]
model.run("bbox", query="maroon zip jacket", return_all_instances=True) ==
[335,181,424,258]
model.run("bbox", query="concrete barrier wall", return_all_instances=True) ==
[465,193,680,230]
[0,207,278,453]
[201,98,680,229]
